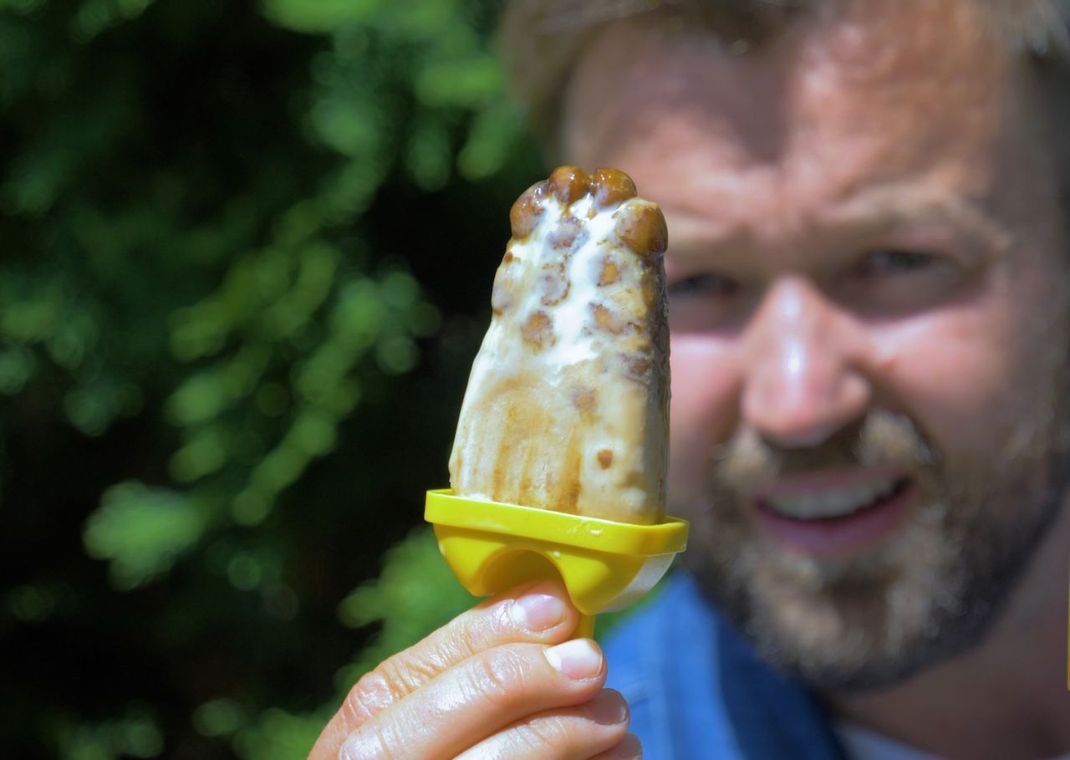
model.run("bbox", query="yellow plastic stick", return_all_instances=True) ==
[425,489,688,638]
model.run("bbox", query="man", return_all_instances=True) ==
[311,1,1070,757]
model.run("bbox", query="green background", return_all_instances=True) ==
[0,0,554,756]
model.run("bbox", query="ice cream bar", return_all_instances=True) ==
[449,166,669,525]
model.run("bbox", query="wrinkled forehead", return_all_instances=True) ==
[562,0,1025,186]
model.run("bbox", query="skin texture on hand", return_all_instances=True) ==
[307,581,640,760]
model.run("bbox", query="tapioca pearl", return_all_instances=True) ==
[539,263,571,306]
[521,310,555,349]
[490,252,523,314]
[547,165,591,205]
[547,214,585,252]
[571,387,596,417]
[510,182,547,239]
[597,257,621,286]
[591,167,637,208]
[591,304,629,335]
[614,203,668,258]
[623,355,653,382]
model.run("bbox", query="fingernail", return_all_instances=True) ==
[603,733,643,759]
[544,639,603,679]
[510,593,566,631]
[585,690,628,725]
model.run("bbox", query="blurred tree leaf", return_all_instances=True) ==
[336,526,470,661]
[1,0,543,756]
[84,482,206,589]
[259,0,382,34]
[56,710,164,760]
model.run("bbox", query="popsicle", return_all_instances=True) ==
[426,166,687,635]
[449,165,670,524]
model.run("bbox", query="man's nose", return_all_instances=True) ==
[740,278,871,448]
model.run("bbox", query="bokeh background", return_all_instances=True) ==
[0,0,554,756]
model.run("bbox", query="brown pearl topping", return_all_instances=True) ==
[572,387,596,415]
[598,258,620,286]
[592,304,626,335]
[592,167,637,208]
[615,204,668,258]
[521,310,554,348]
[490,254,519,314]
[539,263,570,306]
[509,182,546,239]
[625,356,652,381]
[547,165,590,205]
[548,214,583,251]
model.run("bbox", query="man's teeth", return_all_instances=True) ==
[764,479,900,520]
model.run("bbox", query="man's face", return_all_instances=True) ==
[565,1,1069,689]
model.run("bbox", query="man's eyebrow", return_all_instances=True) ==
[660,214,741,261]
[661,188,1013,264]
[824,187,1013,255]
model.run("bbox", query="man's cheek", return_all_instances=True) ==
[877,324,1038,462]
[668,338,740,498]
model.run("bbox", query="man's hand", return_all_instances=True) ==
[308,580,641,759]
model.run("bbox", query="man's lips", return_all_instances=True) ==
[749,468,917,556]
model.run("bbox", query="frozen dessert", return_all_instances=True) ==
[448,166,669,525]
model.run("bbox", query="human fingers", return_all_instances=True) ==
[337,637,607,760]
[307,580,580,758]
[451,688,630,760]
[591,733,643,759]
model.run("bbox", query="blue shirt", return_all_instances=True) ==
[603,571,847,759]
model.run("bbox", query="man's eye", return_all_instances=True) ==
[668,273,738,298]
[841,247,963,316]
[667,272,747,333]
[857,249,935,276]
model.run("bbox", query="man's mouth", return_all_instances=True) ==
[751,470,916,555]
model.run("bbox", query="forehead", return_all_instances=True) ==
[562,1,1031,227]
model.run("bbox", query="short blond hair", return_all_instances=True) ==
[499,0,1070,155]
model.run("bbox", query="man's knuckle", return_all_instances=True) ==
[346,658,415,721]
[455,616,490,658]
[514,717,566,753]
[345,672,390,724]
[371,722,401,760]
[470,648,529,707]
[343,723,398,760]
[376,658,421,699]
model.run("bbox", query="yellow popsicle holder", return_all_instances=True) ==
[425,489,688,638]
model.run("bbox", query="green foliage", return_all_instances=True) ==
[231,709,328,760]
[84,482,205,589]
[229,527,472,755]
[336,527,472,678]
[0,0,546,757]
[56,711,165,760]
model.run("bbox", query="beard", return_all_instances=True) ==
[678,403,1070,693]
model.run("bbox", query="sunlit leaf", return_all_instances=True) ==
[415,54,503,108]
[3,0,543,753]
[84,482,205,589]
[458,100,523,180]
[259,0,382,34]
[336,527,471,680]
[232,707,326,760]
